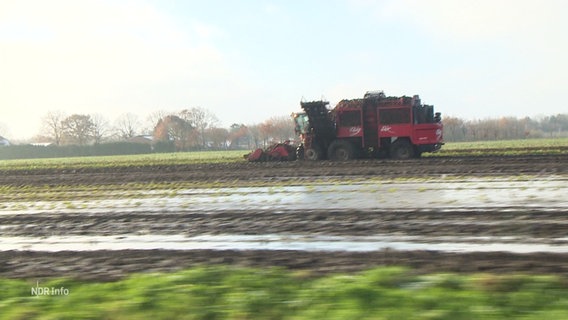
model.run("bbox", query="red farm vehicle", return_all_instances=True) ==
[293,91,443,160]
[245,140,297,162]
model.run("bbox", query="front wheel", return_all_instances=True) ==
[304,146,323,161]
[390,140,414,159]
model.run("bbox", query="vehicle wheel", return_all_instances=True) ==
[304,146,322,161]
[327,140,356,161]
[287,148,297,161]
[413,148,423,158]
[390,140,414,159]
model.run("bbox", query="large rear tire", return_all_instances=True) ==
[413,146,423,158]
[327,140,357,161]
[390,140,414,160]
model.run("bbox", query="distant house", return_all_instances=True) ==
[0,136,10,146]
[127,135,154,145]
[30,142,54,147]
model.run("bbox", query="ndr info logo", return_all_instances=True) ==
[31,281,70,296]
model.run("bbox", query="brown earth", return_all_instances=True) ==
[1,154,567,280]
[1,154,567,186]
[2,209,567,240]
[1,250,567,282]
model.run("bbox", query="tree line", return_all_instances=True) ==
[35,109,568,149]
[37,107,296,151]
[443,114,568,141]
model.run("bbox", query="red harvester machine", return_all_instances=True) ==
[294,91,443,160]
[246,90,443,161]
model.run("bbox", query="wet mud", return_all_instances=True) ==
[1,250,567,281]
[1,154,567,280]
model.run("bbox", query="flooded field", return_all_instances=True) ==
[1,154,567,279]
[3,234,568,253]
[2,176,567,214]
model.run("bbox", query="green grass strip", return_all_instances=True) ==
[1,266,567,319]
[441,137,568,150]
[0,150,247,171]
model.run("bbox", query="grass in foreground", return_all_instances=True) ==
[1,266,567,320]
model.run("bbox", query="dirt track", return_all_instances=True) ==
[1,154,567,280]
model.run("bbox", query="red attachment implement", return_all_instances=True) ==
[245,141,297,162]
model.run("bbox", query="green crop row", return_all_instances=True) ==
[426,147,568,157]
[0,150,247,171]
[2,266,566,320]
[440,137,568,150]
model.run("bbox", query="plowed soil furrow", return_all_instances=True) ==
[1,210,567,239]
[1,250,566,281]
[1,154,567,186]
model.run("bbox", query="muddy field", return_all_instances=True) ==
[1,154,567,281]
[2,154,567,186]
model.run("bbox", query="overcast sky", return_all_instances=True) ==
[1,0,567,140]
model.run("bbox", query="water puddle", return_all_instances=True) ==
[2,234,567,253]
[1,177,567,215]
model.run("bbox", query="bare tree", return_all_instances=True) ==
[144,110,170,135]
[229,123,250,149]
[61,114,95,145]
[179,107,219,148]
[267,115,295,142]
[259,121,274,147]
[207,127,229,149]
[41,111,66,145]
[115,113,141,140]
[246,124,262,149]
[442,116,466,142]
[91,113,110,144]
[246,116,295,148]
